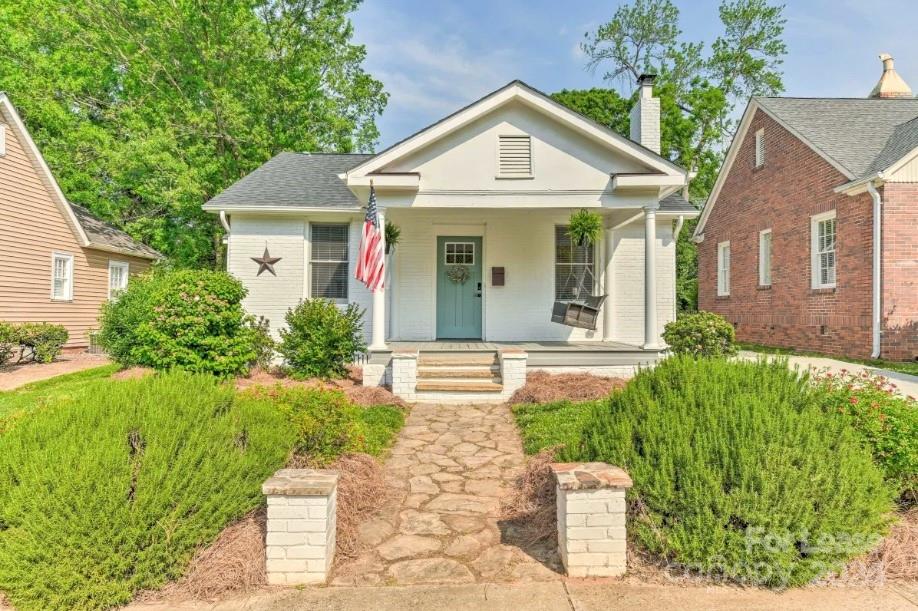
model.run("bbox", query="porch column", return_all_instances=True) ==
[643,204,661,349]
[370,209,387,351]
[602,227,615,341]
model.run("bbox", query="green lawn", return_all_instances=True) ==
[511,400,597,456]
[738,342,918,376]
[0,365,119,425]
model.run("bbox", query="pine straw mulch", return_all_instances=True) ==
[508,371,626,405]
[142,452,388,603]
[502,448,918,588]
[236,365,406,408]
[110,366,155,380]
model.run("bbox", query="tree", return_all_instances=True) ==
[0,0,386,267]
[564,0,786,311]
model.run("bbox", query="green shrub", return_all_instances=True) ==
[813,370,917,503]
[512,400,598,455]
[249,316,276,369]
[0,322,17,366]
[245,385,403,465]
[98,269,262,376]
[663,310,736,357]
[15,323,68,363]
[574,357,893,587]
[278,299,366,379]
[0,371,296,610]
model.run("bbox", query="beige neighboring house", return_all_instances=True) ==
[0,93,160,349]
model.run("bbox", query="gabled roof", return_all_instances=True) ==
[346,80,687,180]
[203,152,372,211]
[0,93,160,260]
[694,96,918,239]
[69,203,161,259]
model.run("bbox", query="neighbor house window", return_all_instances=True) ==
[51,252,74,301]
[758,229,772,286]
[754,128,765,168]
[555,225,595,300]
[498,134,532,178]
[717,241,730,296]
[310,223,349,300]
[108,260,129,298]
[811,211,836,289]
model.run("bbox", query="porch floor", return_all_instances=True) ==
[386,340,653,352]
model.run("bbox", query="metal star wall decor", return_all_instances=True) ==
[251,247,282,276]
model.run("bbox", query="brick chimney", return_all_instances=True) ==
[630,74,661,153]
[869,53,913,98]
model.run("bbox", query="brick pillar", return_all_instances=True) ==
[499,349,528,395]
[361,363,387,387]
[551,462,633,577]
[262,469,338,585]
[390,350,418,401]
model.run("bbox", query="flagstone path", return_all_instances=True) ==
[331,403,563,586]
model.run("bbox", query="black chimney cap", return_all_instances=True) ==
[637,74,657,85]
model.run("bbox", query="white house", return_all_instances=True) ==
[204,77,698,402]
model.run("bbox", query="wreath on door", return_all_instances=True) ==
[446,265,471,285]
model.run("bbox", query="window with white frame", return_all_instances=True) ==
[717,241,731,296]
[758,229,772,286]
[554,225,595,300]
[108,260,129,298]
[754,128,765,168]
[51,252,74,300]
[811,211,837,289]
[310,223,349,300]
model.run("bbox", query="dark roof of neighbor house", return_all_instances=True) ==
[756,97,918,178]
[204,152,373,210]
[659,192,698,213]
[69,203,162,259]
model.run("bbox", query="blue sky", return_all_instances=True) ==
[351,0,918,148]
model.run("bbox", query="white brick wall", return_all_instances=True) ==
[556,486,628,577]
[264,488,336,585]
[390,352,418,401]
[500,352,527,394]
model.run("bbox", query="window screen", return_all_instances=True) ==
[555,226,595,300]
[311,224,349,300]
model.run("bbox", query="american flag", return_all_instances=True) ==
[355,185,385,292]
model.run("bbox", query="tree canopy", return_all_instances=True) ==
[0,0,386,267]
[555,0,786,310]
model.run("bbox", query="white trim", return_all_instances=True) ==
[346,81,686,181]
[611,174,685,190]
[108,260,130,298]
[0,124,6,157]
[204,205,362,214]
[758,228,772,286]
[694,100,856,239]
[716,241,730,297]
[810,210,837,289]
[308,222,350,303]
[50,251,74,301]
[0,94,91,247]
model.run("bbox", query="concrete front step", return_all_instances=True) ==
[417,353,499,367]
[414,380,504,393]
[416,366,499,379]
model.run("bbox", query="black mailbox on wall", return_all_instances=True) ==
[491,267,505,287]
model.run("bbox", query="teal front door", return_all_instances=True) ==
[436,236,483,339]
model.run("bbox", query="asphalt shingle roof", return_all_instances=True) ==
[755,97,918,178]
[204,152,371,210]
[659,192,698,213]
[69,203,161,259]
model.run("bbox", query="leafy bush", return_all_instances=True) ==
[244,385,402,465]
[0,372,296,610]
[663,310,736,357]
[573,357,892,587]
[16,323,69,363]
[813,370,917,503]
[249,316,276,369]
[98,269,263,376]
[0,322,17,366]
[512,400,599,455]
[278,299,366,379]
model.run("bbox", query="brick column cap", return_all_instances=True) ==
[551,462,633,490]
[499,348,528,358]
[262,468,338,496]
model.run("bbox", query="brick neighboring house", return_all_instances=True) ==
[0,93,161,349]
[694,55,918,362]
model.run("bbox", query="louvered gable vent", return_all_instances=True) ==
[498,134,531,177]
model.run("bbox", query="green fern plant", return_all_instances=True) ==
[384,221,401,254]
[567,209,602,246]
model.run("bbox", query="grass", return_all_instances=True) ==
[0,364,119,424]
[0,369,404,610]
[738,342,918,376]
[511,400,597,456]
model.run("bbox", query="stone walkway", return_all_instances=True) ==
[331,403,562,586]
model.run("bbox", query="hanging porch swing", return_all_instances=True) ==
[551,269,606,330]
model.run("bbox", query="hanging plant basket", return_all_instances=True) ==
[446,265,471,285]
[385,221,401,254]
[567,209,603,247]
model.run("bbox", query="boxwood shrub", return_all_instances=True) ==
[278,299,366,379]
[574,356,893,587]
[662,311,736,357]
